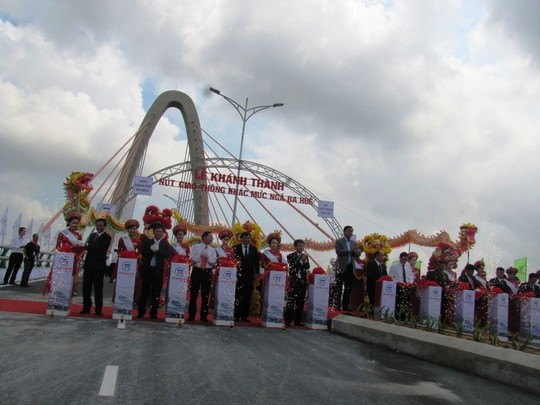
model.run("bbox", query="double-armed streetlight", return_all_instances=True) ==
[163,194,193,212]
[209,87,284,227]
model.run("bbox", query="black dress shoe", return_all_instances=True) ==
[241,317,250,322]
[295,322,305,327]
[201,318,209,323]
[150,313,158,319]
[20,284,30,288]
[187,316,195,321]
[137,312,145,318]
[79,309,90,315]
[95,310,103,316]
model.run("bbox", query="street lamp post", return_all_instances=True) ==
[163,194,193,212]
[209,87,284,227]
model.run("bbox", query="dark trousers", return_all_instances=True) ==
[139,266,163,316]
[82,268,105,311]
[20,258,35,286]
[189,267,212,320]
[4,252,23,284]
[285,282,307,325]
[235,277,254,319]
[335,264,353,310]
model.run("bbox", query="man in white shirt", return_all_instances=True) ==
[188,231,217,322]
[388,251,416,284]
[3,227,27,285]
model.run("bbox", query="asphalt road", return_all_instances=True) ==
[1,279,539,404]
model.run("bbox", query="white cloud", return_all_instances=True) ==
[0,0,539,275]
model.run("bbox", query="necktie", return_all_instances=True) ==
[244,245,248,256]
[201,245,208,268]
[402,264,407,283]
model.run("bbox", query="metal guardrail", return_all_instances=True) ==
[0,245,53,269]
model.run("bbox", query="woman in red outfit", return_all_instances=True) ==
[43,211,86,295]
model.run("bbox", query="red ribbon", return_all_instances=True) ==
[378,275,394,282]
[308,267,326,285]
[418,279,439,288]
[171,255,189,264]
[255,263,287,285]
[118,251,138,259]
[457,281,470,290]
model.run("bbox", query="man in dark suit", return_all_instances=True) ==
[285,239,310,326]
[458,263,483,290]
[138,223,171,319]
[81,218,112,316]
[233,231,260,322]
[488,267,512,294]
[334,225,361,310]
[365,250,387,307]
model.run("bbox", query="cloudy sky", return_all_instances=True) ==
[1,0,539,275]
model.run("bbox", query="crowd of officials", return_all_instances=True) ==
[5,218,540,323]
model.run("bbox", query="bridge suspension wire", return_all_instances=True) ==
[89,147,131,205]
[41,129,143,235]
[197,127,335,245]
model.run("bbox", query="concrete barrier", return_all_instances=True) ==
[332,314,540,396]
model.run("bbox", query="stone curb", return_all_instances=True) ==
[332,314,540,396]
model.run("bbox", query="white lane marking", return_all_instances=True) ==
[117,320,126,329]
[99,365,119,396]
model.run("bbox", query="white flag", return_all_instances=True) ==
[26,218,34,236]
[12,213,22,235]
[0,208,7,239]
[43,227,52,251]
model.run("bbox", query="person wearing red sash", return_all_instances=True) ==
[112,219,141,302]
[43,211,86,295]
[170,223,190,261]
[260,232,287,272]
[216,229,234,262]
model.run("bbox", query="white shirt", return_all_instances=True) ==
[388,261,415,283]
[190,242,217,269]
[10,235,27,254]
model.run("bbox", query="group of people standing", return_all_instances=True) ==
[329,225,540,316]
[2,226,41,288]
[45,211,314,324]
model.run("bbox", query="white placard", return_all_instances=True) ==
[488,293,509,336]
[454,290,475,332]
[375,280,397,317]
[419,286,442,323]
[112,257,138,320]
[317,200,334,218]
[261,271,287,328]
[520,297,540,340]
[165,261,190,323]
[213,267,237,325]
[96,203,116,216]
[133,176,153,196]
[46,252,75,316]
[306,274,330,329]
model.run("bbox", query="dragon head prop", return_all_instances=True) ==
[427,242,459,271]
[62,171,95,224]
[459,223,478,247]
[362,233,392,256]
[142,205,173,237]
[232,221,263,250]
